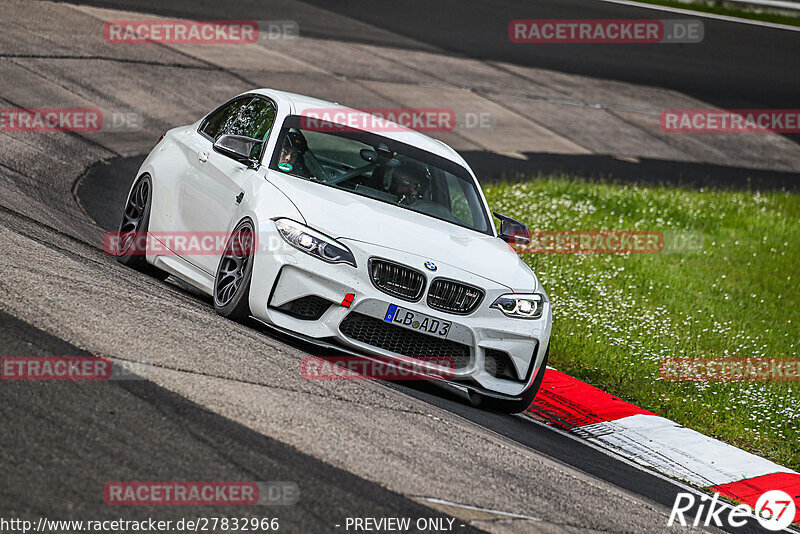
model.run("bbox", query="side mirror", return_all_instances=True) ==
[493,212,531,245]
[213,135,263,167]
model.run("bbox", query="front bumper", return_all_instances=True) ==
[247,225,552,398]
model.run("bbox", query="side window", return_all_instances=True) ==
[200,98,250,141]
[226,98,277,147]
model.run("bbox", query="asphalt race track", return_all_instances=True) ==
[0,310,478,533]
[56,0,800,111]
[1,0,798,533]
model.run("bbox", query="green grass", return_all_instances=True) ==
[628,0,800,27]
[483,176,800,471]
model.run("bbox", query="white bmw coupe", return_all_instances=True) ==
[116,89,552,412]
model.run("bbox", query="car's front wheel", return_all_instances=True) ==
[482,346,549,414]
[213,219,256,322]
[116,174,169,280]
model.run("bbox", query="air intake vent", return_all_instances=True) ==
[484,348,521,382]
[274,295,332,320]
[339,312,471,368]
[427,278,484,315]
[368,258,425,302]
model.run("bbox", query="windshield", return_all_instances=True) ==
[268,116,491,234]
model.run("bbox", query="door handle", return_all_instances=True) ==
[198,151,208,163]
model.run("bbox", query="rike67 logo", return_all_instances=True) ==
[669,490,796,531]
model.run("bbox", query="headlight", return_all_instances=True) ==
[490,293,545,319]
[274,218,356,267]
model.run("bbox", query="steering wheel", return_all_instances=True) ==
[397,192,420,207]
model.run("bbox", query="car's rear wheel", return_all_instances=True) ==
[482,346,549,414]
[116,174,169,280]
[213,219,256,322]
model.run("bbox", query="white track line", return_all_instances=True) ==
[599,0,800,31]
[412,496,542,521]
[577,414,797,487]
[519,413,720,492]
[518,414,800,533]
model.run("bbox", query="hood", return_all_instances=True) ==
[266,171,537,291]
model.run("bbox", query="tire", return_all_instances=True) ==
[116,174,169,280]
[483,346,550,414]
[213,219,256,322]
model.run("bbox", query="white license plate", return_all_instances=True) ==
[384,304,451,338]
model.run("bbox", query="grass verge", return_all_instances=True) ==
[483,177,800,470]
[626,0,800,27]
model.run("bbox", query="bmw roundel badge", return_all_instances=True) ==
[424,261,437,271]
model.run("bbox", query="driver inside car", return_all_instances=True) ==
[279,145,301,167]
[277,130,312,178]
[389,160,428,205]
